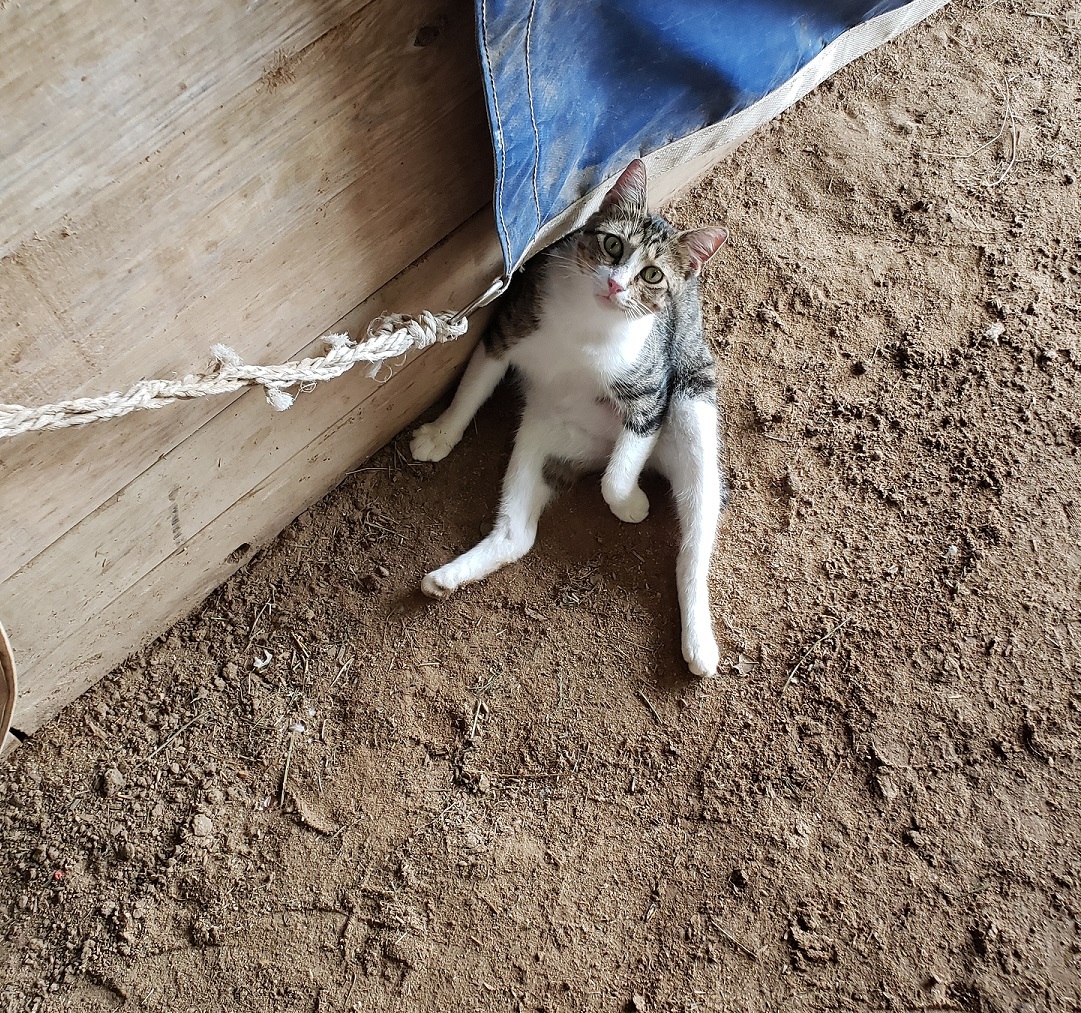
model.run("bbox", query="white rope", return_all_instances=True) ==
[0,310,469,439]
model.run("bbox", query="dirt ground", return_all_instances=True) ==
[2,1,1080,1010]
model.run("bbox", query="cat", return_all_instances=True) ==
[410,159,729,677]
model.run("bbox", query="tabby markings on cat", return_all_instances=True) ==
[410,159,729,677]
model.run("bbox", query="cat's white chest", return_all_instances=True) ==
[506,290,651,449]
[510,287,650,392]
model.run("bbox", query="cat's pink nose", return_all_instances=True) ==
[607,277,624,296]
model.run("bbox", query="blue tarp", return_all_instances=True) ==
[476,0,920,276]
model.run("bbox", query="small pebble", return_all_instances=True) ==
[100,767,125,799]
[191,815,213,838]
[874,769,900,802]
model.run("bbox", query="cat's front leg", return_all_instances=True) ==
[411,343,507,462]
[602,428,659,523]
[422,413,555,597]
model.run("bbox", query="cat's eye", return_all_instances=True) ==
[602,234,623,259]
[640,265,664,285]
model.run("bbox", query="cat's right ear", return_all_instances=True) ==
[600,159,648,214]
[678,226,729,275]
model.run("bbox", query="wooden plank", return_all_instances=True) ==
[0,0,490,581]
[0,0,373,256]
[7,208,503,734]
[2,0,484,399]
[3,3,485,407]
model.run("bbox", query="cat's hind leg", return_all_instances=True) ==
[421,411,558,598]
[655,398,727,677]
[411,342,507,462]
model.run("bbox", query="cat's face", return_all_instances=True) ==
[571,160,728,318]
[575,211,690,317]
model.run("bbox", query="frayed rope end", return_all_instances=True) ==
[264,387,295,411]
[211,343,243,368]
[322,332,352,351]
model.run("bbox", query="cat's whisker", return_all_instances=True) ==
[546,266,583,284]
[544,256,587,275]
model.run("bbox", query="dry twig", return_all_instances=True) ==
[279,734,295,807]
[984,78,1020,187]
[781,617,852,692]
[709,917,759,961]
[138,711,206,765]
[636,690,662,724]
[924,76,1020,187]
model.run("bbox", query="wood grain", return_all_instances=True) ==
[0,0,371,257]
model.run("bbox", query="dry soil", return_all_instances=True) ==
[2,1,1080,1010]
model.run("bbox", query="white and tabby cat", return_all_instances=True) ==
[410,160,729,676]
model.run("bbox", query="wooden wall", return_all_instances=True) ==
[0,0,502,738]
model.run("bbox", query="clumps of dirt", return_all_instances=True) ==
[2,1,1081,1010]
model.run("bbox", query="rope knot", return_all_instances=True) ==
[360,311,468,380]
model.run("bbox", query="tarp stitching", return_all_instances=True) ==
[479,0,512,265]
[523,0,543,229]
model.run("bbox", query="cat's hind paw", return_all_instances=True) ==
[606,486,650,524]
[421,569,457,599]
[410,423,460,463]
[683,630,720,678]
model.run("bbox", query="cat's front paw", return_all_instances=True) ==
[410,423,459,463]
[683,629,720,678]
[606,485,650,524]
[421,569,457,599]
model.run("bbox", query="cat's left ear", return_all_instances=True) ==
[600,159,648,214]
[678,226,729,275]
